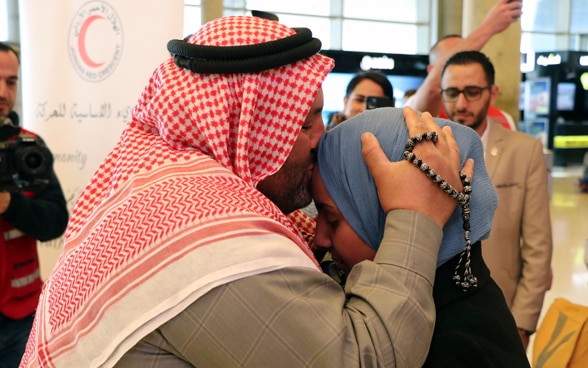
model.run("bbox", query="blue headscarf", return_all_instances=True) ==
[317,107,497,267]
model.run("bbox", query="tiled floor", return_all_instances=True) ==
[526,165,588,363]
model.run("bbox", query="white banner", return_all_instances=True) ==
[19,0,184,279]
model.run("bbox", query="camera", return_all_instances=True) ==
[0,130,52,192]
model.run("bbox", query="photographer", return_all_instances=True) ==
[0,42,68,367]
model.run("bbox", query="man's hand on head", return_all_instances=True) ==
[361,107,474,228]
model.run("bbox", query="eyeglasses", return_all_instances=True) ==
[440,85,493,102]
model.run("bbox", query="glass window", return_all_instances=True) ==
[570,34,588,51]
[521,0,559,32]
[184,0,588,56]
[223,8,247,16]
[521,0,567,33]
[183,5,202,37]
[343,0,428,22]
[0,0,7,41]
[570,0,588,34]
[185,0,433,54]
[276,14,332,50]
[341,20,422,54]
[519,0,588,53]
[224,0,243,6]
[246,0,330,16]
[521,32,561,53]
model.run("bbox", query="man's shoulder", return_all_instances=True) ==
[488,106,517,131]
[490,124,546,164]
[493,122,541,146]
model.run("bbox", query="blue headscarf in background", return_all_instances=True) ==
[317,107,498,267]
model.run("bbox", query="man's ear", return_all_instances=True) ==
[489,84,499,106]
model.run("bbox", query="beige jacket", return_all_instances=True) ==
[482,122,553,333]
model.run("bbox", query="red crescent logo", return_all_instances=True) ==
[78,14,105,68]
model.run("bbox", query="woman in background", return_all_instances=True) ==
[326,71,393,130]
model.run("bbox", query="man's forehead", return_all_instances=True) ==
[444,63,484,77]
[0,49,19,62]
[442,64,488,87]
[0,51,20,74]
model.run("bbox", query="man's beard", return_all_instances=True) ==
[257,162,313,215]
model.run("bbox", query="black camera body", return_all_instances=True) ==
[0,128,53,192]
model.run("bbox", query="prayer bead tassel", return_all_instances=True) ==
[403,131,477,291]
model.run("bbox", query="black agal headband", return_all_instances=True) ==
[167,27,321,74]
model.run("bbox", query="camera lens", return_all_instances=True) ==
[24,151,43,169]
[16,146,51,176]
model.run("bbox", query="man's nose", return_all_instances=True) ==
[311,123,326,148]
[455,92,468,109]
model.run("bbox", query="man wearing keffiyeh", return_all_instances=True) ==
[21,16,472,368]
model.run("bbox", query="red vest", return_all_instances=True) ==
[0,192,42,319]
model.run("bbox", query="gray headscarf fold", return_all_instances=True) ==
[317,107,497,267]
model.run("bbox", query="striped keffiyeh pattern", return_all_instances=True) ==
[21,15,333,367]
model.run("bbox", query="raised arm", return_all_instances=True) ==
[406,0,523,116]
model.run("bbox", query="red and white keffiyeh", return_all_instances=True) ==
[21,16,333,367]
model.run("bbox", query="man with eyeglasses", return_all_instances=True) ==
[434,35,517,131]
[441,50,553,353]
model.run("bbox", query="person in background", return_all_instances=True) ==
[406,0,523,117]
[315,106,530,367]
[21,16,471,367]
[0,42,68,368]
[326,70,393,130]
[440,50,553,350]
[402,88,417,105]
[432,34,518,131]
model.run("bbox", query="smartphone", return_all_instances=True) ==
[366,96,395,110]
[508,0,522,19]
